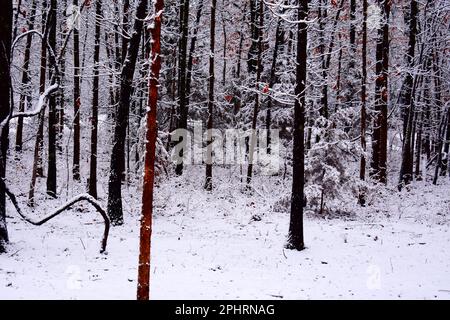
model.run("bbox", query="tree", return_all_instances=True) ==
[185,0,204,110]
[287,0,308,251]
[359,0,368,205]
[175,0,190,176]
[0,0,12,253]
[89,0,103,199]
[398,0,418,189]
[137,0,164,300]
[46,0,58,197]
[371,0,390,184]
[73,0,81,181]
[246,0,264,186]
[15,0,37,153]
[108,0,149,225]
[204,0,217,191]
[266,18,283,154]
[28,0,50,206]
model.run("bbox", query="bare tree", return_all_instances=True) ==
[287,0,308,251]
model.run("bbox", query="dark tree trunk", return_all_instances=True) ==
[46,0,57,198]
[121,0,131,63]
[345,0,357,107]
[137,0,164,300]
[441,108,450,177]
[287,0,308,251]
[318,0,327,122]
[320,0,345,120]
[175,0,190,176]
[222,17,227,86]
[371,0,390,184]
[119,0,131,181]
[107,0,148,225]
[185,0,204,109]
[29,0,50,206]
[57,0,67,143]
[415,107,423,180]
[89,0,102,199]
[266,19,283,154]
[358,0,368,205]
[15,0,37,153]
[433,112,447,185]
[73,0,81,181]
[205,0,216,191]
[246,0,263,186]
[398,0,418,188]
[247,0,259,73]
[13,0,22,41]
[0,0,12,253]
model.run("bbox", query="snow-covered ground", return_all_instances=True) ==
[1,165,449,300]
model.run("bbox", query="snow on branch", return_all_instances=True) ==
[0,178,110,253]
[11,83,59,119]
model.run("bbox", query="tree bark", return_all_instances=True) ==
[287,0,308,251]
[107,0,148,225]
[175,0,190,176]
[137,0,164,301]
[266,19,283,154]
[185,0,204,110]
[46,0,57,197]
[371,0,390,184]
[320,0,345,120]
[29,0,50,206]
[89,0,102,199]
[398,0,418,188]
[358,0,368,205]
[73,0,81,181]
[246,0,263,186]
[205,0,217,191]
[0,0,12,253]
[15,0,37,153]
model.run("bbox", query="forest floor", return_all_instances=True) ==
[1,165,449,299]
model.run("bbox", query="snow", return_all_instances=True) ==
[1,166,449,300]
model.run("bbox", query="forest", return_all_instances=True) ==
[0,0,449,300]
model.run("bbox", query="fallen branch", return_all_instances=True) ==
[1,178,110,253]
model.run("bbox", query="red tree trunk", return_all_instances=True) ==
[137,0,164,301]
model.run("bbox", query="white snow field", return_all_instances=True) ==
[1,166,449,300]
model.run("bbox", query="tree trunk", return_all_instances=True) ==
[266,19,283,154]
[175,0,190,176]
[137,0,164,300]
[107,0,148,225]
[415,106,423,180]
[185,0,204,109]
[345,0,357,107]
[246,0,263,186]
[119,0,131,181]
[205,0,217,191]
[89,0,102,199]
[358,0,368,205]
[29,0,50,206]
[247,0,258,73]
[287,0,308,251]
[46,0,57,198]
[57,0,67,144]
[371,0,390,184]
[0,0,12,253]
[15,0,37,153]
[320,0,345,120]
[73,0,81,181]
[398,0,418,188]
